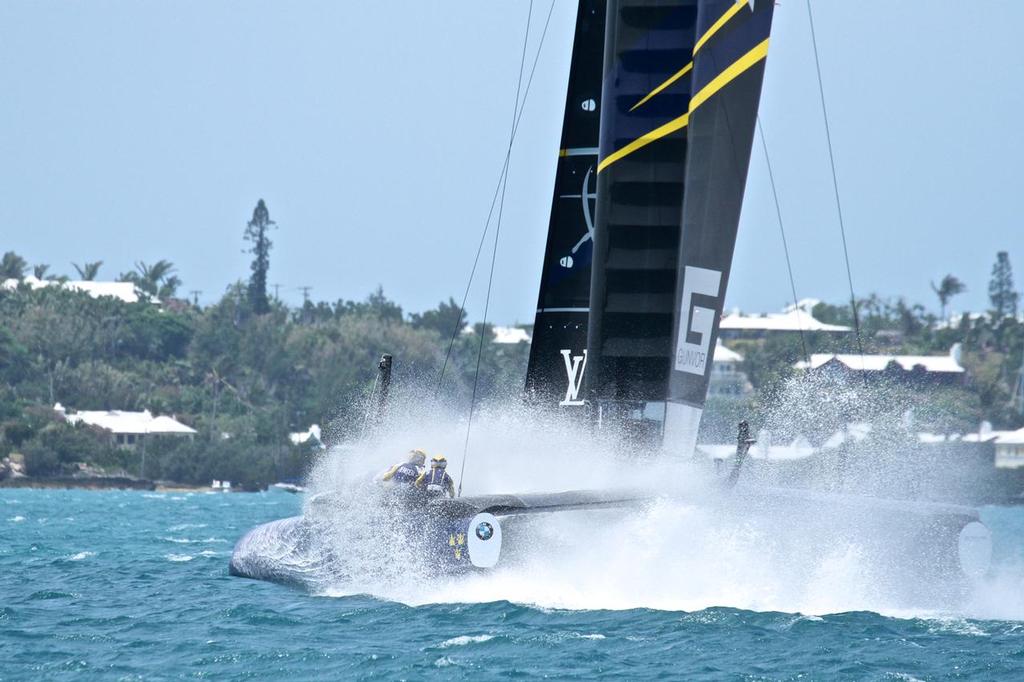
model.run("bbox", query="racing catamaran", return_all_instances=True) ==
[230,0,992,588]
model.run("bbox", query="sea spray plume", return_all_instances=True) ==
[751,369,989,504]
[283,372,1009,617]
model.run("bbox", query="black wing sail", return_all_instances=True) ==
[586,0,701,441]
[524,0,606,410]
[586,0,773,449]
[663,0,774,453]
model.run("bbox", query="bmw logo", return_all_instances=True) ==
[475,521,494,541]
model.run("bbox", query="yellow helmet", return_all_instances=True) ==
[431,455,448,469]
[409,449,427,466]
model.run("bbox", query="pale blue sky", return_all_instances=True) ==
[2,1,1022,323]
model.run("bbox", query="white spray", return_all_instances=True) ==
[303,377,1024,621]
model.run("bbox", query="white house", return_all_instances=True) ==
[708,340,752,398]
[461,324,532,344]
[720,300,851,338]
[964,423,1024,469]
[289,424,325,449]
[56,404,196,449]
[2,276,157,304]
[992,429,1024,469]
[794,345,966,384]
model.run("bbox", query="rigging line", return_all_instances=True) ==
[805,0,866,367]
[435,0,557,398]
[458,0,534,497]
[757,116,808,363]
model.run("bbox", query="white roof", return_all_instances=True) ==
[461,324,532,344]
[713,340,743,363]
[62,407,196,435]
[289,424,323,446]
[795,351,964,374]
[992,428,1024,445]
[2,276,156,304]
[720,308,851,333]
[493,326,531,344]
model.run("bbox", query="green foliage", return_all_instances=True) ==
[410,297,466,337]
[244,199,275,315]
[142,436,309,489]
[931,274,966,319]
[989,251,1019,319]
[0,251,28,280]
[21,422,115,476]
[72,261,103,281]
[119,260,181,300]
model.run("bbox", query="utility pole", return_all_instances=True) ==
[1014,353,1024,417]
[272,283,282,300]
[189,290,202,307]
[298,286,313,324]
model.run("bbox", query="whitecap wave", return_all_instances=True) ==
[439,634,494,648]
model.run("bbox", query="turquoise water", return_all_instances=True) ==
[3,489,1024,680]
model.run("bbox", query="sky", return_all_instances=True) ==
[2,1,1022,324]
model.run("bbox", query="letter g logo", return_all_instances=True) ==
[674,266,722,376]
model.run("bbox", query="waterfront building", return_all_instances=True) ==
[719,299,851,340]
[708,340,752,398]
[965,425,1024,469]
[2,275,157,304]
[289,424,325,450]
[55,403,196,449]
[794,345,966,385]
[461,324,532,344]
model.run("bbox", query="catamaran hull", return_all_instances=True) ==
[229,488,991,597]
[228,508,502,587]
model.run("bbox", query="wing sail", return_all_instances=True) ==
[524,0,606,410]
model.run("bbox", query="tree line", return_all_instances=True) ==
[0,200,529,487]
[1,199,1021,485]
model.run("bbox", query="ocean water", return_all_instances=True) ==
[3,489,1024,680]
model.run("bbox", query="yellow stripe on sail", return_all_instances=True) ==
[598,38,769,173]
[630,61,693,112]
[693,0,748,56]
[597,113,689,173]
[687,38,768,113]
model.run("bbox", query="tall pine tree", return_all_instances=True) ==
[988,251,1019,319]
[244,199,276,315]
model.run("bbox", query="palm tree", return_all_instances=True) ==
[118,260,180,299]
[72,261,103,280]
[931,274,966,321]
[32,264,51,279]
[0,251,28,280]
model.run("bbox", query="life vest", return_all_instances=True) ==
[422,468,453,496]
[391,463,421,484]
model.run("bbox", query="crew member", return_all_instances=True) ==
[415,455,456,498]
[381,449,427,485]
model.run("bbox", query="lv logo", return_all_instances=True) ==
[559,349,587,406]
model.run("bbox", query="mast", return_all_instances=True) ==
[524,0,606,410]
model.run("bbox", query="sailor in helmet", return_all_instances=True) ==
[381,449,427,486]
[415,454,456,499]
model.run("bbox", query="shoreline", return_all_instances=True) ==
[0,477,231,492]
